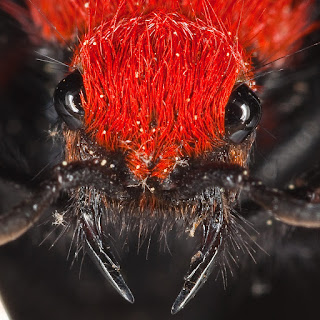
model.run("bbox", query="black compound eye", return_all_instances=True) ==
[224,84,261,144]
[54,70,85,130]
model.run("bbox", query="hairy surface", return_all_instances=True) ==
[75,12,249,179]
[0,0,317,315]
[2,0,313,179]
[27,0,312,63]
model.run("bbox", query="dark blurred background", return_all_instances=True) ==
[0,1,320,320]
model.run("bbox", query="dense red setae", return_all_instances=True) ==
[69,0,312,180]
[1,0,314,179]
[74,12,250,180]
[25,0,313,62]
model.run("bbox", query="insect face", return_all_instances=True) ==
[49,12,262,312]
[53,11,261,221]
[0,0,319,315]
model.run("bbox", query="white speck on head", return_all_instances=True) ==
[188,221,203,238]
[84,2,89,8]
[243,170,248,176]
[100,94,104,98]
[58,175,63,184]
[136,165,141,169]
[101,159,107,166]
[266,219,273,226]
[288,184,295,190]
[33,204,38,211]
[48,128,59,138]
[89,150,94,155]
[62,161,68,166]
[176,53,180,57]
[102,130,106,135]
[110,164,115,169]
[52,211,66,226]
[175,158,189,168]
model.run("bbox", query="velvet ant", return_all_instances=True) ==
[0,0,319,318]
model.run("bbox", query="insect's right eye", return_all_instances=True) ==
[224,84,261,144]
[54,70,85,130]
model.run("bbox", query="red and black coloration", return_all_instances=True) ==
[0,0,319,314]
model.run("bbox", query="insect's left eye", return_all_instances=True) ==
[224,84,261,144]
[54,70,85,130]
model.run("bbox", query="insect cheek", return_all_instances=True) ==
[228,137,256,168]
[53,69,85,130]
